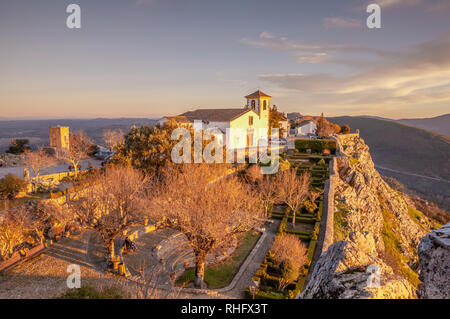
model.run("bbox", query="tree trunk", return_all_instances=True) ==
[73,162,79,178]
[292,207,296,227]
[108,240,115,261]
[194,252,207,288]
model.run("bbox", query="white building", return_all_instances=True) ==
[295,121,317,137]
[160,90,272,150]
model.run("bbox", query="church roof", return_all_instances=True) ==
[180,108,253,122]
[245,90,272,99]
[163,116,190,123]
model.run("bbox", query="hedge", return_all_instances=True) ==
[295,139,337,154]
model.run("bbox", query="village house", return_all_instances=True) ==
[158,90,274,149]
[295,120,317,137]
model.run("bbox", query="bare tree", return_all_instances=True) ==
[257,176,279,217]
[0,207,35,260]
[244,164,263,185]
[150,164,264,288]
[103,129,124,152]
[68,165,148,263]
[24,148,56,192]
[60,131,93,178]
[276,169,311,227]
[270,234,307,290]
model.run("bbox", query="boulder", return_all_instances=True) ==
[300,232,416,299]
[418,223,450,299]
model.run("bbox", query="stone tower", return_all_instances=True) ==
[49,126,70,152]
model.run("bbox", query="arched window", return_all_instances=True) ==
[251,100,255,109]
[263,100,267,110]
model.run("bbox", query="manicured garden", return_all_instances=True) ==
[245,153,329,299]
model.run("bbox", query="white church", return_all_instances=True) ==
[158,90,273,150]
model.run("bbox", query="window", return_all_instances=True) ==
[263,100,267,110]
[251,100,255,109]
[249,116,253,126]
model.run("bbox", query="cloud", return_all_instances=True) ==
[374,0,422,8]
[259,31,275,39]
[358,0,450,11]
[240,32,384,64]
[258,31,450,113]
[323,17,362,29]
[135,0,157,6]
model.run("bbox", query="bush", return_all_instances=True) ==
[295,139,336,154]
[279,259,300,290]
[0,174,28,199]
[59,285,123,299]
[270,234,308,267]
[340,124,351,134]
[6,139,30,154]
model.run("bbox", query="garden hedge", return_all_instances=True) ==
[295,139,337,154]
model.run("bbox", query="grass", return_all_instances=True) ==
[407,206,441,230]
[0,194,43,210]
[348,156,359,166]
[176,230,261,289]
[381,209,420,288]
[334,203,350,242]
[59,285,123,299]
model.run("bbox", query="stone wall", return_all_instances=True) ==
[321,157,337,254]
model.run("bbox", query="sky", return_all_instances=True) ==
[1,0,450,119]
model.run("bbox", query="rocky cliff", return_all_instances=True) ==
[301,134,438,299]
[417,223,450,299]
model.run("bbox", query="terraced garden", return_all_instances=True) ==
[245,151,330,299]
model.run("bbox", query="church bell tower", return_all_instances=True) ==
[245,90,271,124]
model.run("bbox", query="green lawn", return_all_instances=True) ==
[176,230,261,289]
[0,194,44,210]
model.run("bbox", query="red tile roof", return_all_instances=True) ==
[245,90,272,99]
[180,108,254,122]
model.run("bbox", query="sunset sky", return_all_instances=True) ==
[1,0,450,119]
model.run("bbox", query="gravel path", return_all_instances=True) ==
[0,159,103,179]
[0,232,122,299]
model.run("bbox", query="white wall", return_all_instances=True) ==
[296,122,317,136]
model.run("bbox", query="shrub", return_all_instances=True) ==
[279,259,300,290]
[6,139,30,154]
[270,234,308,268]
[340,124,351,134]
[295,140,336,154]
[59,285,123,299]
[0,174,28,199]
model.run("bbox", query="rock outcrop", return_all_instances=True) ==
[300,231,416,299]
[301,134,436,299]
[417,223,450,299]
[333,134,430,258]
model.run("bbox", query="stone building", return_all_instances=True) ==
[49,126,70,153]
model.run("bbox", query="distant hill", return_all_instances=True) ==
[329,116,450,210]
[396,114,450,136]
[0,118,158,152]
